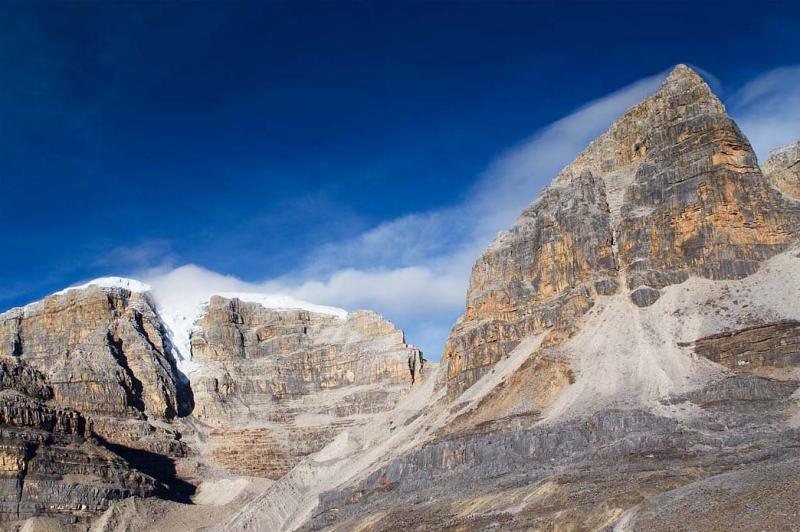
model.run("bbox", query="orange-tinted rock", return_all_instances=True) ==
[443,65,800,399]
[0,287,188,421]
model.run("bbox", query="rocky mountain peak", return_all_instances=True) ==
[654,63,723,117]
[663,63,714,93]
[0,280,425,523]
[299,72,800,530]
[443,63,800,399]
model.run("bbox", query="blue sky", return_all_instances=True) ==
[2,2,800,358]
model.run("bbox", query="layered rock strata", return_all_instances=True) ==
[0,286,191,498]
[689,320,800,376]
[0,358,158,523]
[763,140,800,199]
[443,64,800,398]
[190,297,422,478]
[0,283,425,524]
[295,66,800,531]
[306,381,800,531]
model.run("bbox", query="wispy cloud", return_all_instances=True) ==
[729,65,800,162]
[143,71,667,358]
[133,66,800,359]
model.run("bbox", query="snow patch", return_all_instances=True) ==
[214,292,347,320]
[41,275,349,381]
[52,276,151,295]
[151,289,348,380]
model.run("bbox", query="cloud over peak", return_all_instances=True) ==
[124,64,800,359]
[142,69,674,357]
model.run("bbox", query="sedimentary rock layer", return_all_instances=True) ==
[0,286,189,422]
[191,297,422,478]
[443,64,800,398]
[0,357,158,522]
[763,140,800,199]
[688,320,800,375]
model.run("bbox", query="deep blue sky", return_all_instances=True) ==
[2,1,800,310]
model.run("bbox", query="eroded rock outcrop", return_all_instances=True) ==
[688,320,800,377]
[297,66,800,532]
[0,282,427,524]
[763,140,800,199]
[0,287,189,420]
[0,286,195,525]
[0,358,158,523]
[190,297,421,478]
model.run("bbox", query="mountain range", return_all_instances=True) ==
[2,64,800,531]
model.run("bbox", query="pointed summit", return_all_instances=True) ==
[650,63,724,116]
[443,60,799,399]
[664,63,705,84]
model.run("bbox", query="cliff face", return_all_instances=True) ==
[0,358,159,522]
[444,65,799,398]
[763,140,800,199]
[0,287,192,467]
[0,287,189,421]
[0,286,195,523]
[190,297,422,478]
[0,283,424,525]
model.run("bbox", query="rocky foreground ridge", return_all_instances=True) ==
[2,65,800,531]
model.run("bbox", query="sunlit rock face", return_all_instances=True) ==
[763,140,800,199]
[0,287,187,420]
[0,287,191,523]
[0,283,425,524]
[443,65,799,399]
[0,287,191,454]
[190,296,421,478]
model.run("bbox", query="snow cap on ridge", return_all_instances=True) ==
[52,276,152,295]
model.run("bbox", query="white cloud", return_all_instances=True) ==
[142,71,668,358]
[728,65,800,162]
[146,264,255,307]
